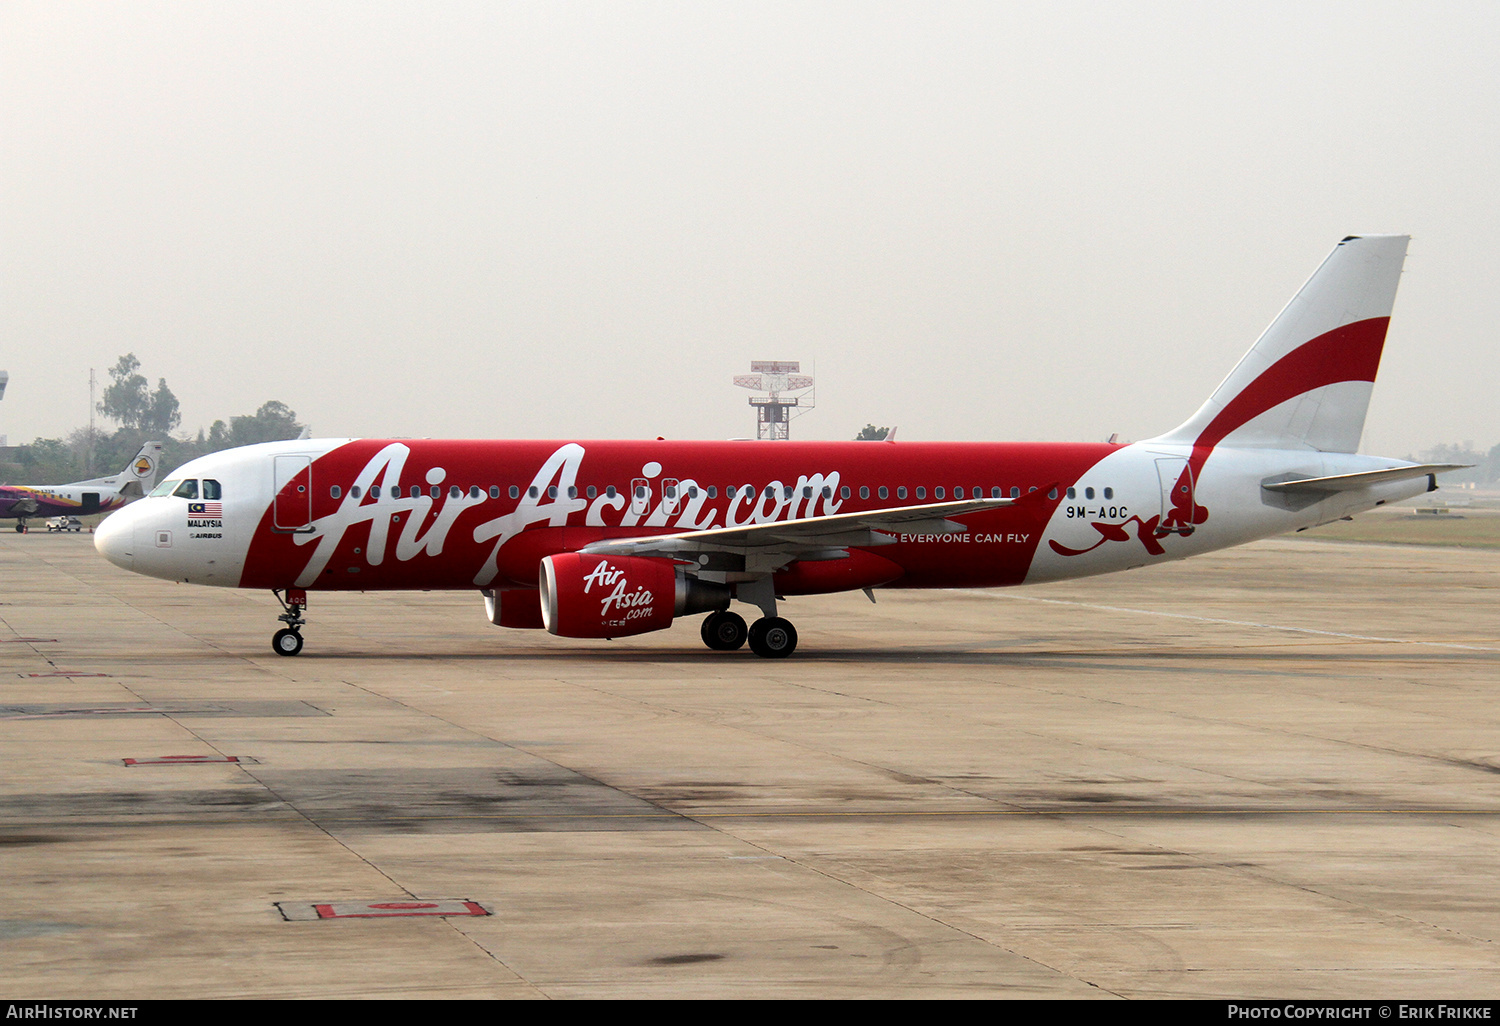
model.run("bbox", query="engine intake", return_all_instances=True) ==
[540,553,730,639]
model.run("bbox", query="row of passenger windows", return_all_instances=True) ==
[152,476,1113,505]
[151,478,223,500]
[325,482,1113,502]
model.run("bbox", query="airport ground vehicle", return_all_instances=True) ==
[45,516,83,532]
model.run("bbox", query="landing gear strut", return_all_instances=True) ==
[271,588,307,656]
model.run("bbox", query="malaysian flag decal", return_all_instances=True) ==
[189,502,223,518]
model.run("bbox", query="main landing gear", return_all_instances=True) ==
[699,609,798,659]
[271,588,307,657]
[14,519,27,533]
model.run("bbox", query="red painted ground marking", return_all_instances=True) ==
[22,671,111,678]
[369,902,440,910]
[310,900,490,919]
[123,755,242,766]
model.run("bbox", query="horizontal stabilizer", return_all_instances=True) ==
[1262,464,1468,494]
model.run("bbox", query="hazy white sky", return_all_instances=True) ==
[3,2,1496,455]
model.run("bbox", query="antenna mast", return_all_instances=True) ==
[733,361,814,440]
[88,368,96,475]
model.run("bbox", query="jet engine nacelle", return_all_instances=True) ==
[540,553,730,639]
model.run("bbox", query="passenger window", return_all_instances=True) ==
[431,486,441,499]
[934,486,945,499]
[490,486,500,499]
[1010,487,1020,498]
[172,480,199,500]
[878,486,889,500]
[953,486,964,499]
[202,479,222,500]
[1085,487,1095,500]
[350,486,362,499]
[470,486,481,499]
[509,485,520,499]
[330,485,342,499]
[567,486,577,499]
[915,486,926,499]
[529,486,539,499]
[783,485,794,499]
[606,485,617,499]
[707,486,717,498]
[370,486,381,499]
[1104,487,1114,499]
[991,487,1002,498]
[1067,487,1076,499]
[390,485,402,498]
[586,485,597,499]
[897,486,908,500]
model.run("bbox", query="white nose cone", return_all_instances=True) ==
[94,510,134,570]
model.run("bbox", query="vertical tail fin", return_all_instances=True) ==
[1150,235,1408,454]
[115,442,163,498]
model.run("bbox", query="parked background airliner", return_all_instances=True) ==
[93,236,1457,657]
[2,442,162,533]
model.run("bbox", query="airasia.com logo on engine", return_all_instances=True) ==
[582,559,658,623]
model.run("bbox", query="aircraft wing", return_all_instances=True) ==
[579,496,1019,573]
[1262,464,1469,494]
[0,490,39,516]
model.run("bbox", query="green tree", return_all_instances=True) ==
[226,401,305,446]
[855,424,890,441]
[98,354,149,429]
[98,354,179,434]
[142,379,181,435]
[14,437,83,485]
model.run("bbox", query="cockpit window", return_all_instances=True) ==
[202,479,222,500]
[172,480,199,500]
[150,479,181,498]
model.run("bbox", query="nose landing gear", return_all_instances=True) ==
[271,588,307,657]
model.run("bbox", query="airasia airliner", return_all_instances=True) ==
[94,236,1458,658]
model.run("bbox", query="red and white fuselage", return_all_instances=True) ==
[91,436,1433,589]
